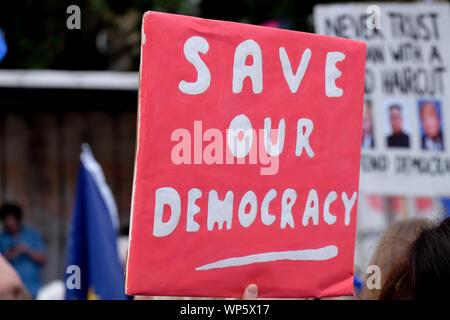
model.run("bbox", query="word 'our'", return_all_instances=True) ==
[171,114,315,175]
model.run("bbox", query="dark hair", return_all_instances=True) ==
[380,218,450,300]
[0,203,23,222]
[409,217,450,299]
[389,104,402,112]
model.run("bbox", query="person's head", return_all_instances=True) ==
[360,218,433,300]
[380,217,450,299]
[0,254,30,299]
[420,101,441,139]
[0,203,23,234]
[389,105,404,134]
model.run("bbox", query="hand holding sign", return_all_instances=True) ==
[126,11,366,298]
[242,284,258,300]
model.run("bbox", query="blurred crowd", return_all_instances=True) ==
[1,200,449,300]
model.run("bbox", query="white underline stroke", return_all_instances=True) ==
[195,245,338,271]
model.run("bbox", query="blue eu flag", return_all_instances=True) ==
[65,144,126,300]
[0,28,7,63]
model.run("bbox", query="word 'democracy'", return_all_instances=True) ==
[154,187,357,237]
[126,11,366,298]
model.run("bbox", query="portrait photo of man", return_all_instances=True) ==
[386,103,410,148]
[419,100,444,151]
[362,100,375,149]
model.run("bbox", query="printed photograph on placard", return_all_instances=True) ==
[384,100,411,149]
[362,100,375,150]
[418,99,444,151]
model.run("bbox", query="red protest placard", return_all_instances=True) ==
[126,11,366,298]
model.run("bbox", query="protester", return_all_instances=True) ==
[0,203,47,298]
[0,253,29,299]
[359,218,432,299]
[379,217,450,299]
[241,217,450,300]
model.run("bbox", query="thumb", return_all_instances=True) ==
[242,284,258,300]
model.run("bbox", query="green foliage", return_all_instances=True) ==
[0,0,435,71]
